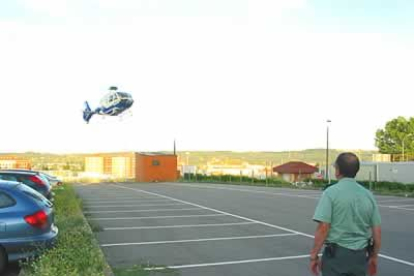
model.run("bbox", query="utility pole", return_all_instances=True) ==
[326,120,331,184]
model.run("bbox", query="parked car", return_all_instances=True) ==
[0,171,52,200]
[38,172,62,187]
[0,180,58,273]
[1,169,62,187]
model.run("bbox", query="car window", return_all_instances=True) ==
[0,174,18,182]
[0,192,16,208]
[17,183,47,203]
[15,175,36,187]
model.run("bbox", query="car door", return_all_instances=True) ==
[0,191,17,238]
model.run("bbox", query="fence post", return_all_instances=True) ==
[369,172,372,191]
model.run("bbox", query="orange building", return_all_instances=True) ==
[136,153,178,182]
[0,156,31,170]
[84,152,178,182]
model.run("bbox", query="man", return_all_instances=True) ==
[309,152,381,276]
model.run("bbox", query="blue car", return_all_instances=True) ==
[0,171,53,200]
[0,181,58,273]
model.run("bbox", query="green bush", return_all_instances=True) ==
[181,173,290,187]
[182,174,414,196]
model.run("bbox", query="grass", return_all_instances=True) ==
[22,184,110,276]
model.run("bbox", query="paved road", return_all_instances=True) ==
[76,182,414,276]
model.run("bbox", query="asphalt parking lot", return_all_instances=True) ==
[76,182,414,276]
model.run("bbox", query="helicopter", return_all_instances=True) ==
[83,86,134,123]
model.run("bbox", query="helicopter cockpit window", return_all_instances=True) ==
[117,92,131,99]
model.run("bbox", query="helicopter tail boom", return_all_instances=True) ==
[83,101,94,123]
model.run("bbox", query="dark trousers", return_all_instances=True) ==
[322,245,368,276]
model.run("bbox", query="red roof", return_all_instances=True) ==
[273,161,318,174]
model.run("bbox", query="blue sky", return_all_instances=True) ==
[309,0,414,33]
[2,1,414,31]
[1,1,413,153]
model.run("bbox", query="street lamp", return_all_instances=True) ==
[326,120,331,184]
[402,134,413,162]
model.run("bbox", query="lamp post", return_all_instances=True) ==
[326,120,331,184]
[402,134,413,162]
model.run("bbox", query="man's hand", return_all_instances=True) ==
[309,256,321,276]
[368,256,378,276]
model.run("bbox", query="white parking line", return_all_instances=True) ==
[104,222,256,231]
[83,197,162,201]
[89,214,228,221]
[388,204,414,208]
[167,183,320,200]
[83,199,173,204]
[112,184,414,268]
[111,184,314,237]
[392,207,414,211]
[377,198,414,204]
[85,203,186,208]
[144,254,312,270]
[101,233,298,247]
[84,208,200,214]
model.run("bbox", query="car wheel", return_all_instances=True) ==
[0,246,7,274]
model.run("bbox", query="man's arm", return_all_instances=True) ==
[371,225,381,257]
[310,222,331,259]
[367,226,381,276]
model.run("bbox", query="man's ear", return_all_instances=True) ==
[334,166,341,179]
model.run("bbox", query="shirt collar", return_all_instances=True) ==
[337,177,357,185]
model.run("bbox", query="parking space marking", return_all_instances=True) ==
[144,254,311,270]
[89,214,227,221]
[166,183,320,200]
[85,203,186,208]
[84,208,201,214]
[101,233,298,247]
[82,196,163,200]
[392,207,414,211]
[111,184,313,237]
[104,222,257,231]
[388,204,414,208]
[83,199,173,204]
[112,184,414,268]
[377,198,414,204]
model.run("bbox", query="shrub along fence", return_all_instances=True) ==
[180,173,414,195]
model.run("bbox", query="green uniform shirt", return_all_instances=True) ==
[313,178,381,250]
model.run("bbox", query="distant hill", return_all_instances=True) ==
[172,149,377,167]
[1,149,378,170]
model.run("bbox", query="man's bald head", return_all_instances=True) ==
[335,152,360,178]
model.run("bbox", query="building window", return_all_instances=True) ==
[152,160,160,166]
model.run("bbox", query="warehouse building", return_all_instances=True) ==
[84,152,178,182]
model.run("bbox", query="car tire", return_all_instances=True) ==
[0,246,7,274]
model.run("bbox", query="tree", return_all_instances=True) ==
[375,117,414,154]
